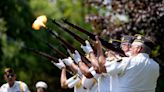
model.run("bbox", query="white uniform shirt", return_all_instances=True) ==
[97,73,110,92]
[88,82,98,92]
[81,76,98,92]
[105,59,120,92]
[74,80,88,92]
[106,53,159,92]
[0,81,30,92]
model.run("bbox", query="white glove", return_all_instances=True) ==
[52,59,65,69]
[62,57,74,66]
[66,75,81,88]
[77,68,83,78]
[81,40,93,54]
[72,50,81,64]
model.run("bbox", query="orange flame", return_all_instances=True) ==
[32,15,48,30]
[36,15,47,24]
[32,19,46,30]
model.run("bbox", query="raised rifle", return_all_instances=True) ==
[32,16,91,66]
[45,28,91,67]
[23,47,58,62]
[62,19,125,57]
[46,43,67,58]
[52,20,97,55]
[52,20,86,45]
[24,47,74,75]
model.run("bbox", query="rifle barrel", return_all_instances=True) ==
[62,20,125,56]
[52,20,86,45]
[47,43,67,58]
[24,47,59,62]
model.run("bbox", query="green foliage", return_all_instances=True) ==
[0,0,163,92]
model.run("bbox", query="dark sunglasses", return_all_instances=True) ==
[6,74,14,78]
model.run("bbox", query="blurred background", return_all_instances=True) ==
[0,0,164,92]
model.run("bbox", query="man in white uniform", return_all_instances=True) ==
[100,36,160,92]
[53,57,97,92]
[120,35,134,56]
[0,68,30,92]
[80,40,110,92]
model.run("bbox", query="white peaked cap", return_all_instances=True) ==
[36,81,48,89]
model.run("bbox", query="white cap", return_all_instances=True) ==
[36,81,48,89]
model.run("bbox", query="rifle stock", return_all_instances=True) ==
[62,20,125,56]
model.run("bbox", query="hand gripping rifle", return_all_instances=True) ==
[62,19,126,57]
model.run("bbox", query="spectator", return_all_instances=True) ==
[0,68,30,92]
[35,81,48,92]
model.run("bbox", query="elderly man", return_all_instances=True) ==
[120,35,134,56]
[0,68,30,92]
[99,35,159,92]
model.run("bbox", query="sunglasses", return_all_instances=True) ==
[6,74,14,78]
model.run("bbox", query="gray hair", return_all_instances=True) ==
[140,44,151,54]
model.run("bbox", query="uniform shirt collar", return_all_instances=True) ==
[138,53,149,58]
[7,81,16,88]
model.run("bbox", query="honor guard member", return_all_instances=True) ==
[120,35,134,56]
[62,56,98,92]
[72,50,98,92]
[100,35,159,92]
[52,58,88,92]
[35,81,48,92]
[0,68,30,92]
[80,40,110,92]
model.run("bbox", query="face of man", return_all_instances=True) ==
[130,45,142,56]
[4,73,16,86]
[121,43,131,53]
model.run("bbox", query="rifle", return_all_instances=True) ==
[24,47,74,75]
[52,20,97,55]
[46,43,67,58]
[32,16,91,66]
[23,47,58,62]
[52,20,86,45]
[62,19,125,56]
[28,30,67,59]
[45,28,91,67]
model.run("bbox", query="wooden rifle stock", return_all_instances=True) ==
[62,20,125,56]
[24,47,58,62]
[46,28,91,67]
